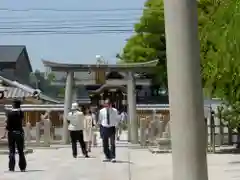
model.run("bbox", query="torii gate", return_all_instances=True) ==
[42,59,158,144]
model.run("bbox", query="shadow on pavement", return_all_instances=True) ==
[4,169,44,173]
[229,161,240,164]
[114,160,133,164]
[214,148,240,154]
[77,156,96,159]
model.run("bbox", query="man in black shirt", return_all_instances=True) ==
[4,99,26,172]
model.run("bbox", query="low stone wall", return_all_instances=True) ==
[138,114,171,152]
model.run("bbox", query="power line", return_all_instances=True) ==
[0,18,138,30]
[0,25,134,29]
[0,29,133,36]
[0,18,138,24]
[0,8,142,36]
[0,23,135,30]
[0,12,142,19]
[0,7,161,13]
[0,25,133,30]
[0,29,133,33]
[0,7,143,12]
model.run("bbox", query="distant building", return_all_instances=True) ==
[0,45,32,83]
[0,45,60,104]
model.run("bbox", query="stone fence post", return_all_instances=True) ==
[139,117,147,146]
[43,119,51,146]
[35,122,41,146]
[25,121,32,145]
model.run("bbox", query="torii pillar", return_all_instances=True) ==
[62,71,74,144]
[127,72,138,144]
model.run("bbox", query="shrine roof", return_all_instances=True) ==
[42,59,158,72]
[88,84,126,94]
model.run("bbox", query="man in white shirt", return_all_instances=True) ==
[99,99,119,162]
[67,103,89,158]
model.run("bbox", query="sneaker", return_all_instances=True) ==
[111,158,116,163]
[73,155,77,158]
[20,169,26,172]
[9,169,14,172]
[85,154,89,158]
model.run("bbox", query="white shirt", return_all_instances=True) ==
[67,110,85,131]
[99,107,120,127]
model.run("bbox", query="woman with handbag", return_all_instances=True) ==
[82,106,94,152]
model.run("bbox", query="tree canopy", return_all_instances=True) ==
[198,0,240,129]
[29,70,65,98]
[118,0,167,88]
[120,0,240,128]
[120,0,165,63]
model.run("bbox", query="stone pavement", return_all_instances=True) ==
[1,143,240,179]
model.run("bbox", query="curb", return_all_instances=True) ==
[0,148,34,155]
[148,147,172,154]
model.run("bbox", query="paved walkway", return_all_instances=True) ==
[1,144,240,180]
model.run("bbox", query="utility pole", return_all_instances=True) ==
[163,0,208,180]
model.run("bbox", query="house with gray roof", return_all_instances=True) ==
[0,45,90,104]
[0,45,32,84]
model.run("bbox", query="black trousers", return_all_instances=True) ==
[69,130,87,157]
[8,131,27,171]
[102,126,116,159]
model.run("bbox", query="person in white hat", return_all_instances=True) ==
[67,102,89,158]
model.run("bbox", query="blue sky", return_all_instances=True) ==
[0,0,145,70]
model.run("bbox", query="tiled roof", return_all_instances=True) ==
[89,84,126,93]
[3,87,32,99]
[0,75,61,103]
[42,59,158,72]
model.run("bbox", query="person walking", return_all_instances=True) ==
[99,99,120,162]
[82,106,94,152]
[1,99,26,172]
[67,103,89,158]
[116,109,128,140]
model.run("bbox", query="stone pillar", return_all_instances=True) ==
[139,117,147,146]
[127,103,131,142]
[63,71,74,144]
[35,122,41,146]
[43,119,51,146]
[152,109,156,122]
[164,0,208,178]
[100,93,104,106]
[25,121,32,144]
[127,72,138,144]
[92,132,97,147]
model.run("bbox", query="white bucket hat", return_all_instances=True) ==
[71,102,78,110]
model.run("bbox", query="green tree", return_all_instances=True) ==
[47,72,56,82]
[120,0,165,63]
[29,70,65,99]
[119,0,167,89]
[200,0,240,132]
[120,0,240,105]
